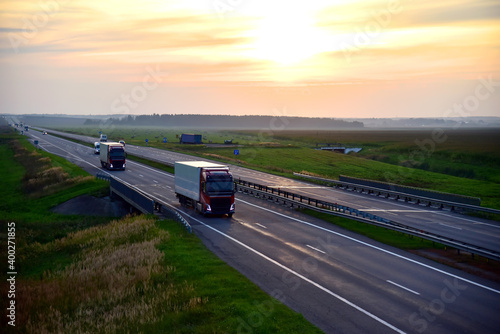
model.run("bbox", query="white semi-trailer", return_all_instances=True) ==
[99,142,126,170]
[175,161,235,216]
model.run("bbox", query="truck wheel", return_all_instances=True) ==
[228,213,233,218]
[101,161,105,168]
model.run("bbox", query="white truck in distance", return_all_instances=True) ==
[175,161,235,217]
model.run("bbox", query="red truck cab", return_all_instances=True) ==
[175,161,235,217]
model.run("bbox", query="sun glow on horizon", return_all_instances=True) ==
[245,7,332,66]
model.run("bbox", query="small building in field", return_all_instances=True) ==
[316,143,362,154]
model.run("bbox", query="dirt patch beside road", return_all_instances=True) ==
[52,194,130,217]
[411,249,500,284]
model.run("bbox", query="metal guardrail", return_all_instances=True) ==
[339,174,480,206]
[293,173,500,216]
[104,175,192,233]
[155,202,192,233]
[235,179,500,262]
[96,173,111,182]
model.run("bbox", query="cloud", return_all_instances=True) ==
[405,0,500,25]
[0,27,24,32]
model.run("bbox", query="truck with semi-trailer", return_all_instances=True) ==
[175,161,235,216]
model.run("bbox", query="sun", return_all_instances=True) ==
[247,8,330,66]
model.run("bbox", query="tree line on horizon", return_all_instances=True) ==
[85,114,365,129]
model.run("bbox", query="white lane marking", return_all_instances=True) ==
[378,211,399,216]
[184,212,406,334]
[236,198,500,295]
[166,185,172,189]
[127,160,174,178]
[307,244,326,254]
[268,186,327,189]
[153,180,159,184]
[432,211,495,225]
[472,222,500,229]
[363,209,430,213]
[387,280,420,296]
[139,174,144,177]
[255,223,267,229]
[153,192,173,202]
[438,223,463,230]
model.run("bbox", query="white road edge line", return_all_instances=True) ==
[127,160,174,178]
[236,198,500,295]
[255,223,267,229]
[438,223,463,230]
[387,280,420,296]
[433,211,498,225]
[184,212,406,334]
[307,245,326,254]
[472,222,500,229]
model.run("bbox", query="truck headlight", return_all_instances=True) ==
[230,203,235,211]
[206,204,212,212]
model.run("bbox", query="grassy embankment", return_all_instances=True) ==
[0,128,321,333]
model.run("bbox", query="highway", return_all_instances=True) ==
[17,127,500,333]
[35,127,500,254]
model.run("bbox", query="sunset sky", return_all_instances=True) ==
[1,0,499,118]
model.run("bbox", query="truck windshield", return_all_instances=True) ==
[110,148,125,158]
[205,173,234,195]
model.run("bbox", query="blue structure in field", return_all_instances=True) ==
[180,134,202,144]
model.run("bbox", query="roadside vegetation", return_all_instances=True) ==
[0,125,321,333]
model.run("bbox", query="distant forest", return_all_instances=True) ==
[17,114,500,129]
[85,114,364,129]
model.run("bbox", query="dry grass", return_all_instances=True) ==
[17,216,205,333]
[10,140,93,198]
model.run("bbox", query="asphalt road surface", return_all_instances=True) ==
[34,127,500,254]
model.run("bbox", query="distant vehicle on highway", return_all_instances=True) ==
[175,161,235,217]
[100,134,107,142]
[94,142,100,154]
[42,131,47,135]
[119,140,125,147]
